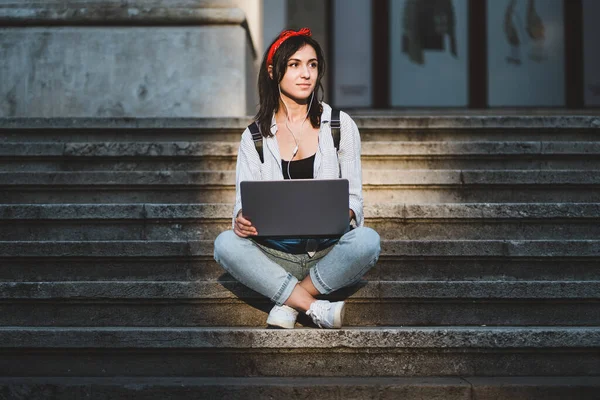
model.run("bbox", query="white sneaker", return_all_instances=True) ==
[266,305,298,329]
[306,300,345,329]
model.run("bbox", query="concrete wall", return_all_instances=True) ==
[0,1,260,117]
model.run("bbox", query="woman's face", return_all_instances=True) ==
[277,44,318,104]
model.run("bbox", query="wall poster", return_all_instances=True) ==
[487,0,565,106]
[333,0,372,108]
[389,0,469,107]
[583,0,600,107]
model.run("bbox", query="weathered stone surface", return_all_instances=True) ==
[1,258,598,284]
[2,115,600,130]
[2,348,599,377]
[0,6,245,26]
[1,326,598,349]
[374,301,600,327]
[0,259,224,282]
[0,171,235,185]
[5,203,600,241]
[0,26,255,117]
[362,157,600,171]
[0,240,214,257]
[1,115,599,385]
[1,376,596,400]
[363,186,600,204]
[1,114,600,130]
[0,204,146,219]
[0,187,236,204]
[0,159,239,173]
[0,1,237,6]
[4,140,600,174]
[5,202,599,220]
[367,170,600,186]
[0,7,245,26]
[7,218,600,241]
[363,141,543,155]
[0,377,475,400]
[2,240,599,258]
[371,202,600,219]
[541,141,600,154]
[3,184,600,205]
[0,203,232,220]
[0,328,598,377]
[62,142,239,157]
[352,115,600,130]
[2,280,599,300]
[461,170,600,185]
[469,377,600,400]
[7,141,600,158]
[0,117,252,131]
[376,258,600,282]
[3,297,600,327]
[6,169,595,188]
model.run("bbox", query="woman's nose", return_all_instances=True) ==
[301,65,310,78]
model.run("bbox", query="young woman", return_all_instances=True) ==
[213,28,380,329]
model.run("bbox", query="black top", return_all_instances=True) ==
[281,153,315,179]
[256,153,341,253]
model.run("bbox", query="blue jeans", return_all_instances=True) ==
[213,227,381,306]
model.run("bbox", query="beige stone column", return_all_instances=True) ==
[0,0,261,117]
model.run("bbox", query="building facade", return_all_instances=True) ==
[1,0,598,118]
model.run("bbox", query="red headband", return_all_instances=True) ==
[266,28,312,67]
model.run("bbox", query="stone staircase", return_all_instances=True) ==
[1,115,599,399]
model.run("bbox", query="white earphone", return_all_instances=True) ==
[278,85,314,177]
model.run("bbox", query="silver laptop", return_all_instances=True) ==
[240,179,349,237]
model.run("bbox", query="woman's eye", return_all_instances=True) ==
[310,63,318,68]
[288,63,297,67]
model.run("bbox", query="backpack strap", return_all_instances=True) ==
[248,121,264,163]
[330,108,341,151]
[249,110,341,164]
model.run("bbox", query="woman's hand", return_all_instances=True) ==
[234,210,258,237]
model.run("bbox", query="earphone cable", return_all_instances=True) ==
[278,86,314,178]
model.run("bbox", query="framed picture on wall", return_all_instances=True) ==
[487,0,565,106]
[389,0,469,107]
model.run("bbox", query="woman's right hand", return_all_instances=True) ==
[234,210,258,237]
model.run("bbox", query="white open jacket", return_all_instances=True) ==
[233,102,364,229]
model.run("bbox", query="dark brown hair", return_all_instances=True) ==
[255,34,326,137]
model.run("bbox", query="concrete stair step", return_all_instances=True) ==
[0,376,598,400]
[2,203,599,241]
[4,202,599,219]
[5,280,598,300]
[3,170,598,185]
[2,258,598,283]
[0,142,239,172]
[3,141,600,171]
[0,326,598,377]
[7,217,600,241]
[2,281,599,327]
[2,115,599,143]
[364,141,600,155]
[363,158,600,171]
[8,159,600,174]
[1,240,599,258]
[2,170,600,204]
